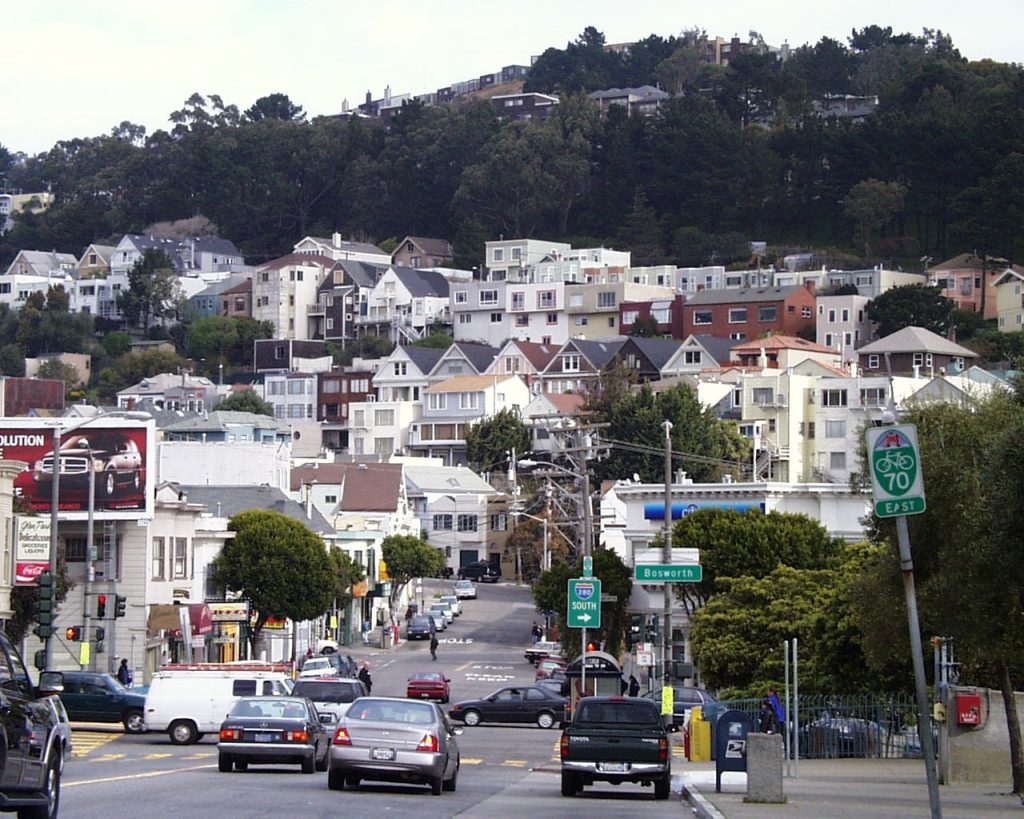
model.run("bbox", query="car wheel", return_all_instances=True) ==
[443,758,459,792]
[328,768,345,790]
[122,709,145,733]
[654,774,671,800]
[536,711,555,729]
[169,720,198,745]
[560,771,578,797]
[462,709,481,726]
[234,760,248,771]
[441,695,449,704]
[315,749,329,772]
[218,754,233,773]
[430,773,443,796]
[347,775,360,789]
[301,755,315,774]
[103,470,116,498]
[19,749,60,819]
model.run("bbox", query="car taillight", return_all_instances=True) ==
[416,734,439,752]
[333,727,352,746]
[284,730,309,742]
[560,735,569,758]
[659,736,668,761]
[219,728,240,741]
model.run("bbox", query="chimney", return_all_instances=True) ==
[803,279,817,295]
[384,85,392,106]
[332,232,342,248]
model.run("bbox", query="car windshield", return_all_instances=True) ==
[411,672,443,682]
[230,698,309,719]
[293,682,358,703]
[575,700,662,726]
[410,616,432,627]
[347,699,435,724]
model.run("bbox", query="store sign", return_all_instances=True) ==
[14,515,51,585]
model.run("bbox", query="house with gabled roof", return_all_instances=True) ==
[219,277,252,318]
[252,253,338,340]
[360,266,450,343]
[928,252,1023,320]
[662,335,735,378]
[609,337,683,383]
[539,338,625,395]
[428,342,500,384]
[77,244,116,279]
[993,268,1024,333]
[293,233,390,266]
[391,236,454,268]
[409,374,531,465]
[373,345,445,403]
[5,249,79,279]
[856,326,978,377]
[485,339,559,394]
[729,335,842,370]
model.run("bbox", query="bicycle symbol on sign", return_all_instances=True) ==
[875,449,914,474]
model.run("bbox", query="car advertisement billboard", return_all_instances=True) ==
[0,418,154,519]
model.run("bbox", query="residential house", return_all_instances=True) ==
[158,417,292,489]
[609,337,683,383]
[220,277,252,318]
[523,392,586,456]
[76,244,115,279]
[816,294,874,362]
[491,92,560,122]
[348,398,421,459]
[539,338,625,395]
[263,371,320,453]
[484,339,559,394]
[429,342,501,384]
[0,269,57,309]
[176,237,244,275]
[620,294,686,338]
[681,283,817,341]
[317,367,376,452]
[409,374,531,465]
[587,85,670,117]
[359,266,450,344]
[391,236,454,268]
[251,253,337,340]
[0,190,53,234]
[253,339,331,373]
[775,266,925,299]
[729,335,842,370]
[565,280,674,340]
[24,353,90,388]
[993,268,1024,333]
[928,253,1024,320]
[307,269,355,345]
[293,233,391,266]
[661,335,736,378]
[856,326,978,377]
[0,250,76,308]
[188,273,249,319]
[117,373,220,412]
[109,234,183,275]
[484,239,570,279]
[373,346,446,403]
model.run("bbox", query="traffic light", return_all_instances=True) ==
[114,594,127,618]
[32,572,56,639]
[96,594,107,618]
[66,626,82,642]
[94,627,106,642]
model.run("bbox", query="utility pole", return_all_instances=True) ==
[662,420,673,689]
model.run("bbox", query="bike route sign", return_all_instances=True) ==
[865,424,926,518]
[567,578,601,629]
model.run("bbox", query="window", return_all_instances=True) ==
[759,306,777,322]
[503,356,520,373]
[511,247,521,260]
[274,345,286,360]
[427,393,446,410]
[454,291,467,304]
[651,307,669,323]
[563,354,580,372]
[825,333,833,347]
[802,306,812,318]
[480,289,498,306]
[829,452,847,471]
[729,332,746,341]
[511,292,525,310]
[288,380,305,394]
[288,404,304,419]
[573,317,588,326]
[751,387,773,405]
[374,438,394,456]
[493,248,504,262]
[684,350,702,365]
[515,314,529,327]
[825,419,846,438]
[861,387,885,406]
[867,354,880,369]
[152,537,165,579]
[435,513,454,531]
[491,312,502,323]
[537,290,556,309]
[912,353,933,368]
[597,292,616,308]
[374,409,394,426]
[459,313,472,324]
[841,308,849,322]
[457,514,478,532]
[821,389,848,407]
[693,310,713,325]
[570,294,583,307]
[828,309,836,322]
[622,310,639,326]
[393,362,407,376]
[459,392,479,410]
[490,512,508,531]
[547,312,558,325]
[729,308,747,323]
[173,538,188,579]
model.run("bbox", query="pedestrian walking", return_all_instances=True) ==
[768,686,785,728]
[531,621,542,644]
[430,632,439,661]
[116,658,133,688]
[358,661,373,693]
[628,674,640,697]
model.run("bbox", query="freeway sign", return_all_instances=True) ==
[582,556,593,577]
[866,424,926,518]
[567,578,601,629]
[634,564,703,582]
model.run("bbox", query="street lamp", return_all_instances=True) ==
[517,459,594,559]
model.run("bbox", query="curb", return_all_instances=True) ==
[680,777,726,819]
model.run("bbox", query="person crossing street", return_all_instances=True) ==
[430,632,439,661]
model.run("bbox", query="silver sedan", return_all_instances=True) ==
[327,697,462,795]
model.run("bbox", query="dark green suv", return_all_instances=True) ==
[59,671,146,732]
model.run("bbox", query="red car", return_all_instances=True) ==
[406,671,450,703]
[535,658,567,681]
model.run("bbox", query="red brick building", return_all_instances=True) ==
[681,283,817,341]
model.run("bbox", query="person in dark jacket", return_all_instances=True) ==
[430,633,439,661]
[358,661,372,693]
[628,674,640,697]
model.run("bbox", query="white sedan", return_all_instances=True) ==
[453,580,477,600]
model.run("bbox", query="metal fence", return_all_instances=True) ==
[718,693,932,760]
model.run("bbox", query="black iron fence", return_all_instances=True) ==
[717,693,931,760]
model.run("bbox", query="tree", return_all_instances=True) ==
[617,188,666,265]
[843,179,906,258]
[464,408,530,472]
[628,314,661,337]
[865,283,955,337]
[36,359,84,396]
[185,315,239,364]
[117,248,185,331]
[212,510,335,655]
[381,534,446,614]
[245,93,306,122]
[100,331,132,358]
[215,389,274,416]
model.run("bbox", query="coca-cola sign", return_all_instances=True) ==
[14,515,51,586]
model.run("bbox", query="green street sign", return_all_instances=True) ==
[567,578,601,629]
[634,564,703,582]
[582,556,593,577]
[866,424,927,518]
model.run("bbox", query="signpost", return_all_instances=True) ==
[634,564,702,582]
[569,577,601,698]
[866,424,926,517]
[582,556,593,577]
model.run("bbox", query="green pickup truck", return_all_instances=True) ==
[559,695,677,800]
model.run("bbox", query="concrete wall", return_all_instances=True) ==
[942,685,1024,786]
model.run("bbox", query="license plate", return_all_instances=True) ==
[253,733,274,743]
[371,747,395,761]
[598,762,628,773]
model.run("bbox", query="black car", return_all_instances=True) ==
[457,561,501,583]
[407,615,435,640]
[449,685,567,728]
[644,686,719,727]
[59,670,147,732]
[217,696,331,773]
[314,650,358,678]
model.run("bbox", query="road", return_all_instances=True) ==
[59,581,686,818]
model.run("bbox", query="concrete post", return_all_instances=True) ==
[745,733,786,804]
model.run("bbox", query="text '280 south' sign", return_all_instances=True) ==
[567,578,601,629]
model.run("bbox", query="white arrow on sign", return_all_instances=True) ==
[577,613,592,623]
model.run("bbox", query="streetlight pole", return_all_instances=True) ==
[662,420,673,690]
[45,424,62,671]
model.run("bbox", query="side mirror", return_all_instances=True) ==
[320,714,333,724]
[451,726,464,736]
[38,671,64,695]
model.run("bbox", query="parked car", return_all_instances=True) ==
[290,677,367,725]
[429,602,454,625]
[60,670,147,732]
[439,595,462,616]
[428,612,447,632]
[46,694,73,772]
[407,672,451,703]
[457,561,500,583]
[298,657,341,678]
[316,650,359,678]
[801,715,887,758]
[448,685,567,728]
[453,580,477,599]
[407,615,435,640]
[535,658,567,681]
[643,686,719,727]
[535,673,567,697]
[328,697,462,795]
[217,696,331,773]
[524,641,562,665]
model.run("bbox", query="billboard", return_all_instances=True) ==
[0,418,154,519]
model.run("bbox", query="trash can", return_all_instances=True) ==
[689,706,713,762]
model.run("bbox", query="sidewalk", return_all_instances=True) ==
[680,758,1022,818]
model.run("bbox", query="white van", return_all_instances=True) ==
[144,664,293,744]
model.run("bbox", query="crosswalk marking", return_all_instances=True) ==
[70,732,119,758]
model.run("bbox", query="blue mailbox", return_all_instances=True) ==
[715,708,753,792]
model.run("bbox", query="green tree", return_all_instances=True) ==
[215,389,274,416]
[843,178,906,258]
[865,283,955,337]
[381,534,446,613]
[185,315,239,364]
[117,249,185,330]
[628,315,661,337]
[212,510,335,655]
[36,359,84,396]
[0,344,25,376]
[617,188,666,265]
[244,93,306,122]
[101,331,132,358]
[464,409,530,472]
[327,546,366,610]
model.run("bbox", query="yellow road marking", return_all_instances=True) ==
[502,759,528,767]
[93,754,125,762]
[455,661,473,672]
[143,753,174,760]
[460,758,484,765]
[70,732,120,758]
[183,752,214,759]
[64,763,216,787]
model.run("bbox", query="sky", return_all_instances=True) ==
[3,0,1021,157]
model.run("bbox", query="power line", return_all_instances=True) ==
[604,437,751,475]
